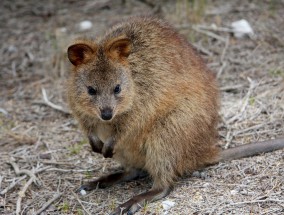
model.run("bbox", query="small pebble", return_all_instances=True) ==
[240,190,248,195]
[200,172,207,179]
[79,20,93,31]
[60,27,67,33]
[192,171,200,178]
[202,182,210,188]
[7,45,17,53]
[192,171,207,179]
[80,189,87,196]
[162,200,175,210]
[231,19,254,38]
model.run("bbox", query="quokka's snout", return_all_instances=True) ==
[100,107,113,121]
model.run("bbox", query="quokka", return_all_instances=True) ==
[67,17,284,214]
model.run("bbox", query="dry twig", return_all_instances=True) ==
[217,36,229,78]
[217,61,227,79]
[35,193,62,215]
[41,88,70,114]
[46,167,101,173]
[220,84,244,92]
[0,176,3,190]
[8,160,41,215]
[0,176,25,196]
[0,108,8,115]
[231,198,284,205]
[71,190,92,215]
[195,24,234,33]
[226,77,257,124]
[1,165,49,196]
[16,177,34,215]
[192,43,213,56]
[8,161,40,185]
[192,26,227,42]
[6,131,36,145]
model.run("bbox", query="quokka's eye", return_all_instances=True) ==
[114,84,121,94]
[87,86,97,95]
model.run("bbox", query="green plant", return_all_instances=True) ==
[249,97,255,106]
[69,144,83,155]
[76,208,84,215]
[84,170,93,179]
[269,69,284,77]
[58,202,70,213]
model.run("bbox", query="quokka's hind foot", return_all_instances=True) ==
[78,169,148,192]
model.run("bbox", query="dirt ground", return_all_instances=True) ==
[0,0,283,214]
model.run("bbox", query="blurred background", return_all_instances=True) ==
[0,0,283,214]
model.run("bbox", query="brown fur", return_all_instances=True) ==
[68,16,219,183]
[68,17,219,213]
[66,17,284,214]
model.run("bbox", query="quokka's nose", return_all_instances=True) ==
[100,108,113,121]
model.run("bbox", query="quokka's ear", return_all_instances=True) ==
[67,43,94,66]
[106,36,132,62]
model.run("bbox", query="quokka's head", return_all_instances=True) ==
[67,36,135,122]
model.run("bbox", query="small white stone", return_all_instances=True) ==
[79,20,93,31]
[210,23,217,29]
[7,45,17,53]
[192,171,200,177]
[162,200,175,210]
[203,182,210,188]
[230,189,238,195]
[240,189,249,195]
[80,189,87,196]
[231,19,254,38]
[60,27,67,33]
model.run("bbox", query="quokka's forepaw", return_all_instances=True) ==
[88,136,104,154]
[102,145,114,158]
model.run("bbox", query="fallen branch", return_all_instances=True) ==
[231,198,284,205]
[0,175,25,196]
[195,24,234,33]
[1,165,49,196]
[192,26,227,42]
[233,123,268,136]
[46,167,101,173]
[41,88,70,114]
[8,161,41,215]
[8,161,40,185]
[16,177,34,215]
[35,193,62,215]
